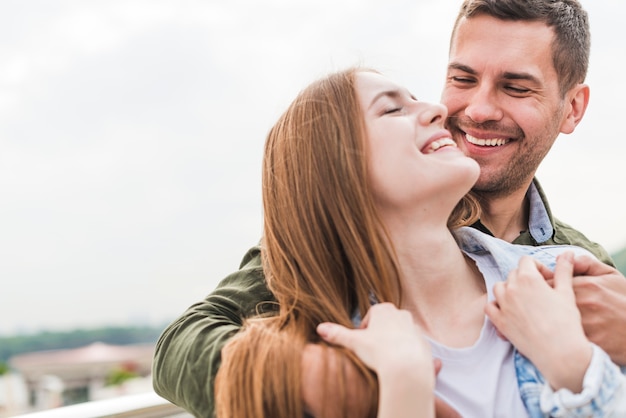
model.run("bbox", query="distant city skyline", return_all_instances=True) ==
[1,0,624,336]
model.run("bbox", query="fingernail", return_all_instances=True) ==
[558,251,574,262]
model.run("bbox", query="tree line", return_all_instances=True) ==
[0,324,167,364]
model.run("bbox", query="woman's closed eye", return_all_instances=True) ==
[383,106,403,115]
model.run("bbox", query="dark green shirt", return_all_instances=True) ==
[152,178,614,418]
[475,179,613,266]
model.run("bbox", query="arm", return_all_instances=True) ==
[538,344,626,417]
[486,253,626,417]
[571,255,626,365]
[152,245,276,418]
[317,303,436,418]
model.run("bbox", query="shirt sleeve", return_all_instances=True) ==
[540,343,626,417]
[152,245,276,418]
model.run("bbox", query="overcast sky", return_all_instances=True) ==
[1,0,624,336]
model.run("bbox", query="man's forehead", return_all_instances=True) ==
[449,15,556,77]
[450,14,555,53]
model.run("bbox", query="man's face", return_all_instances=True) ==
[441,14,569,198]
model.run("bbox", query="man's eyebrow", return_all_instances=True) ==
[448,62,476,75]
[448,62,541,84]
[502,71,541,84]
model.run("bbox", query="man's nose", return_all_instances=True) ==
[464,85,503,123]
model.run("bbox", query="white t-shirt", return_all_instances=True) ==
[427,251,529,418]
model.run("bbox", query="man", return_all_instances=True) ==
[442,0,626,366]
[153,1,626,416]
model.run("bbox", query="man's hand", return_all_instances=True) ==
[572,255,626,365]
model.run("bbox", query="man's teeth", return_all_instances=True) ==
[466,134,508,147]
[429,138,457,152]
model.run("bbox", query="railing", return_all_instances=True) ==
[12,391,192,418]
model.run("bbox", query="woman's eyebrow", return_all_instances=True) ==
[368,89,408,109]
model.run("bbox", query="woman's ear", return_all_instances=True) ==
[560,83,590,134]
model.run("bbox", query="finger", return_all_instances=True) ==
[316,322,357,349]
[358,310,371,329]
[484,300,501,327]
[572,254,614,276]
[433,358,442,376]
[484,303,509,341]
[491,281,506,303]
[495,327,509,341]
[553,251,575,292]
[359,302,393,329]
[534,261,555,281]
[517,256,551,280]
[435,397,462,418]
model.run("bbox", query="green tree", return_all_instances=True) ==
[105,363,139,386]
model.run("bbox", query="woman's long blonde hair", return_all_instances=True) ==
[215,68,480,418]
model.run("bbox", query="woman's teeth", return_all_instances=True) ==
[427,138,457,153]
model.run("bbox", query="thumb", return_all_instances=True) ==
[317,322,358,349]
[553,251,575,292]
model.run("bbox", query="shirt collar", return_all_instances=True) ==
[470,179,555,244]
[526,180,553,244]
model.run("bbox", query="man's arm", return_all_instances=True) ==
[152,245,275,418]
[572,254,626,366]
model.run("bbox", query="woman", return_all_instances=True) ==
[214,68,624,418]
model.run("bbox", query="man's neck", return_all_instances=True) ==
[476,186,530,243]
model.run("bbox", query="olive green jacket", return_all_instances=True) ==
[152,179,614,418]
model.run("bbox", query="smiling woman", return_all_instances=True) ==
[213,66,477,418]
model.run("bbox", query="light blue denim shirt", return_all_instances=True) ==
[454,226,625,417]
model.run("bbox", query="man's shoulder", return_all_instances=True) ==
[209,244,270,301]
[238,244,263,270]
[551,217,615,267]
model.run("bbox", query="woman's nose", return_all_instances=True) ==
[418,102,448,126]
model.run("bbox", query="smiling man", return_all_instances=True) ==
[443,7,592,244]
[152,1,626,417]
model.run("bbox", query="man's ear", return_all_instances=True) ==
[560,83,590,134]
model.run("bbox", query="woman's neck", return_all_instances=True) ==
[388,222,487,347]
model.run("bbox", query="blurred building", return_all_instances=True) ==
[5,342,154,415]
[0,373,29,417]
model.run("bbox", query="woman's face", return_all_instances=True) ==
[356,71,479,219]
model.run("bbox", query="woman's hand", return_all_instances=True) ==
[485,252,593,393]
[317,303,437,418]
[317,303,431,373]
